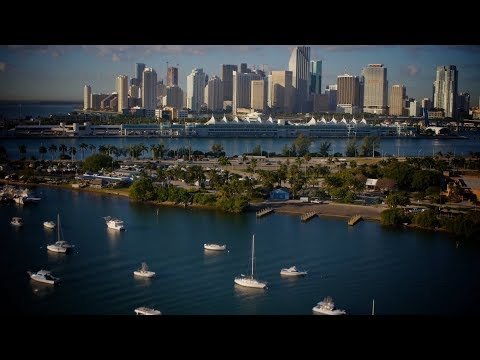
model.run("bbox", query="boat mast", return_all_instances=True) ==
[57,213,60,242]
[372,298,375,315]
[251,234,255,278]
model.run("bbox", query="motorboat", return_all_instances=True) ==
[11,217,23,226]
[28,269,60,285]
[234,234,267,289]
[104,216,125,231]
[134,307,162,315]
[43,221,56,229]
[312,296,347,315]
[280,265,308,276]
[133,262,156,278]
[47,214,74,254]
[204,243,227,251]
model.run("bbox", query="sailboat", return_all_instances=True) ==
[372,298,375,315]
[234,234,267,289]
[47,214,74,254]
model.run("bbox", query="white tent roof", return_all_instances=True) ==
[205,115,216,125]
[307,117,317,126]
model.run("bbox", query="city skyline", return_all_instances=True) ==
[0,45,479,107]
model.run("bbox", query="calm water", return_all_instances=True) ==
[0,103,81,120]
[1,187,479,315]
[2,136,480,159]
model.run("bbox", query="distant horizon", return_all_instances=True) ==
[0,99,82,103]
[1,45,479,107]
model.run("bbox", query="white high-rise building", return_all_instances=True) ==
[187,68,206,112]
[232,71,261,114]
[142,68,157,110]
[205,76,223,112]
[433,65,458,118]
[288,46,310,112]
[116,75,128,113]
[362,64,388,114]
[409,99,421,117]
[83,85,91,110]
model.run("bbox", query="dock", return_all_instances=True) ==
[348,214,363,226]
[301,211,317,222]
[256,207,274,218]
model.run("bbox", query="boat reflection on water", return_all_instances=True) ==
[234,281,268,300]
[106,227,122,245]
[31,282,55,298]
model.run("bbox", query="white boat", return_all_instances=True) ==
[43,221,56,229]
[28,269,60,285]
[280,265,308,276]
[47,214,74,254]
[11,217,23,226]
[104,216,125,231]
[134,307,162,315]
[312,296,347,315]
[204,243,226,251]
[133,262,156,278]
[234,234,267,289]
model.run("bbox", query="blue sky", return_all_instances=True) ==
[0,45,479,106]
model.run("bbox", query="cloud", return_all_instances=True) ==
[406,64,419,76]
[0,62,6,72]
[112,53,120,63]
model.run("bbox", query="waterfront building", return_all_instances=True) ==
[433,65,458,118]
[84,85,91,110]
[91,94,109,110]
[362,64,388,115]
[187,68,206,113]
[116,75,129,114]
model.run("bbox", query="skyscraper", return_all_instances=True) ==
[389,85,406,116]
[205,76,223,112]
[142,68,157,110]
[232,71,261,114]
[288,46,310,112]
[433,65,458,118]
[221,64,238,101]
[83,85,91,110]
[240,63,248,73]
[269,70,293,113]
[136,63,145,86]
[363,64,388,115]
[310,60,322,95]
[116,75,128,113]
[337,74,360,107]
[187,68,206,112]
[166,86,184,110]
[325,85,337,112]
[251,79,268,112]
[167,67,178,87]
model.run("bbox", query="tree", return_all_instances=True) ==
[39,145,47,160]
[79,143,89,160]
[88,144,96,154]
[381,208,409,226]
[150,144,160,160]
[211,143,224,156]
[48,144,57,160]
[252,144,261,156]
[361,136,380,157]
[0,145,7,160]
[19,144,27,159]
[293,134,312,156]
[411,170,440,191]
[318,141,331,157]
[82,153,113,172]
[68,146,77,161]
[218,156,230,167]
[345,138,358,157]
[98,145,108,155]
[59,144,67,156]
[129,176,156,202]
[385,191,410,208]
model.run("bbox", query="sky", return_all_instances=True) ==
[0,45,479,106]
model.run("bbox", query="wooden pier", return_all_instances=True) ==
[256,207,274,218]
[301,211,317,222]
[348,214,363,226]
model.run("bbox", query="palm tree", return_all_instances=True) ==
[39,145,47,161]
[98,145,108,155]
[68,146,77,160]
[88,144,96,154]
[48,144,57,160]
[150,144,160,160]
[158,143,168,160]
[18,144,27,159]
[79,143,88,160]
[59,144,67,156]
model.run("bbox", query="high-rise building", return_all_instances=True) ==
[221,64,238,102]
[269,70,293,113]
[166,85,184,110]
[409,99,421,117]
[232,71,261,114]
[240,63,248,73]
[116,75,128,113]
[129,84,139,98]
[312,94,329,113]
[187,68,206,112]
[310,60,322,95]
[362,64,388,114]
[142,68,157,110]
[205,76,223,112]
[136,63,145,86]
[389,85,406,116]
[83,85,91,110]
[251,79,268,112]
[325,85,337,112]
[433,65,458,118]
[288,46,310,112]
[457,91,470,115]
[91,93,109,110]
[421,98,431,110]
[337,74,360,107]
[167,67,178,87]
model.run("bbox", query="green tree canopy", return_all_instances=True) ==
[82,153,113,172]
[293,134,312,156]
